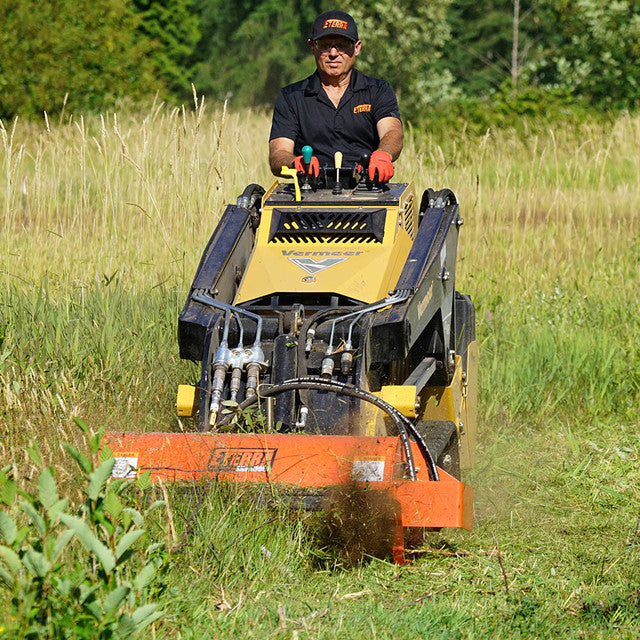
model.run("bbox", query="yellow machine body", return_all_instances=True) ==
[235,180,418,305]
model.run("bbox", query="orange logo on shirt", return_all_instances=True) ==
[323,19,348,30]
[353,104,372,114]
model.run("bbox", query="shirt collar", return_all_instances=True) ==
[349,69,367,92]
[304,72,322,96]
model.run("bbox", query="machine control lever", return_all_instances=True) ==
[301,145,313,192]
[332,151,343,195]
[359,153,377,191]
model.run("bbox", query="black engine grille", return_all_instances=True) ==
[269,208,386,244]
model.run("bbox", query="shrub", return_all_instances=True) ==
[0,419,166,639]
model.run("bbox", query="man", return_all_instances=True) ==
[268,9,403,183]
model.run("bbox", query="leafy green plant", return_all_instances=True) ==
[219,401,283,433]
[0,419,166,638]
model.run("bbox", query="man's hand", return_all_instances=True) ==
[293,155,320,177]
[369,150,394,182]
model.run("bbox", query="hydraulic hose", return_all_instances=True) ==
[296,289,410,376]
[296,304,369,377]
[325,290,409,356]
[297,376,439,482]
[218,376,439,482]
[193,290,263,347]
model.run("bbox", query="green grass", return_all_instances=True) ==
[1,102,640,637]
[150,422,640,638]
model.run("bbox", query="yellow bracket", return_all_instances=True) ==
[280,166,301,201]
[372,385,418,418]
[176,384,199,417]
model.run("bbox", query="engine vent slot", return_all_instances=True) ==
[403,196,416,239]
[269,208,386,244]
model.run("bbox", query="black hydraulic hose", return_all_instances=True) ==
[389,401,440,482]
[237,184,265,210]
[218,377,440,482]
[296,305,370,377]
[289,377,440,483]
[224,377,415,480]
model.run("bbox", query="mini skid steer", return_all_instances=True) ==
[105,148,478,563]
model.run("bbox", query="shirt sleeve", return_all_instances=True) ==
[371,81,401,123]
[269,90,300,142]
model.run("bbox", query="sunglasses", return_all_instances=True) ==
[313,39,355,54]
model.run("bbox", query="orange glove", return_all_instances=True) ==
[369,150,394,182]
[293,155,320,177]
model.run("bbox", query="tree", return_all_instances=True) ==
[442,0,640,110]
[132,0,201,101]
[441,0,540,97]
[0,0,159,119]
[527,0,640,109]
[343,0,457,121]
[194,0,325,106]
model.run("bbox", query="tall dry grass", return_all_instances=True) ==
[1,98,272,289]
[1,99,639,467]
[2,100,638,291]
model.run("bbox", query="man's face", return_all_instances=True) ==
[309,36,361,78]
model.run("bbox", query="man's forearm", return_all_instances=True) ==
[378,129,403,162]
[269,149,295,176]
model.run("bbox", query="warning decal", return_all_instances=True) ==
[351,460,385,482]
[112,456,138,479]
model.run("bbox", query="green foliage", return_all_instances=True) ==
[218,401,284,433]
[441,0,640,111]
[343,0,458,120]
[133,0,201,101]
[0,0,159,118]
[1,0,640,119]
[425,84,599,134]
[0,425,166,638]
[445,0,513,94]
[0,279,189,437]
[526,0,640,109]
[443,0,540,95]
[2,0,640,119]
[478,279,640,425]
[193,0,326,105]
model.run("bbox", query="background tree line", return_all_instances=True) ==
[1,0,639,124]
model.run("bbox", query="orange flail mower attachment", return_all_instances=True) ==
[104,431,473,563]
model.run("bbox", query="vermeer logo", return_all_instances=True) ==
[212,448,276,473]
[283,250,363,275]
[323,19,348,29]
[354,104,371,114]
[289,256,347,275]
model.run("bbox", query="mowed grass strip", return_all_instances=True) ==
[1,104,639,637]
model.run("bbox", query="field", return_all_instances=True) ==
[1,101,640,638]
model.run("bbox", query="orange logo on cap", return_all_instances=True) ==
[354,104,371,113]
[323,19,348,29]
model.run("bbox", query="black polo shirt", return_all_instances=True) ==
[269,69,401,167]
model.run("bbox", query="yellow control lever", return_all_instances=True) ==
[332,151,343,195]
[280,166,301,201]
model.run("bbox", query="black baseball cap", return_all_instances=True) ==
[310,10,359,43]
